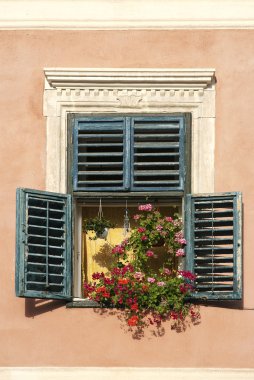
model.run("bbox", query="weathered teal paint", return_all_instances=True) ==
[130,116,186,192]
[185,192,242,300]
[72,115,188,193]
[73,117,127,191]
[16,188,72,300]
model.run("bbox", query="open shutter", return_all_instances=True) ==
[130,116,186,192]
[16,188,72,299]
[73,117,128,191]
[185,192,242,300]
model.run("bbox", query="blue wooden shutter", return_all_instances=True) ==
[130,116,185,192]
[185,192,242,300]
[73,117,128,191]
[16,188,72,299]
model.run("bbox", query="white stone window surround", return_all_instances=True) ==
[43,68,215,298]
[43,68,216,195]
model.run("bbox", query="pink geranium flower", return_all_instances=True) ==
[121,238,129,247]
[174,231,187,245]
[112,245,124,255]
[138,204,153,211]
[146,250,154,257]
[176,248,185,257]
[133,272,144,280]
[147,277,156,283]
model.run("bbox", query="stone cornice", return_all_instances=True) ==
[1,0,254,30]
[44,68,216,90]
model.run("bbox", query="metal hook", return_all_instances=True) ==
[98,198,103,220]
[123,200,130,236]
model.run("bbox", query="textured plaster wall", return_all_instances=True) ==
[0,30,254,367]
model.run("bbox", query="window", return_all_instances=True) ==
[16,114,242,303]
[70,114,190,291]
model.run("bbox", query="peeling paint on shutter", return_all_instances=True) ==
[16,188,72,300]
[185,192,242,300]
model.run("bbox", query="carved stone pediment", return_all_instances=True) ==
[43,68,215,195]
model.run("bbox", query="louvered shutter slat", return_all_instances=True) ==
[131,117,185,191]
[78,152,124,156]
[185,192,242,300]
[134,142,180,148]
[78,162,121,167]
[73,118,127,191]
[16,188,72,300]
[78,171,123,175]
[133,180,181,185]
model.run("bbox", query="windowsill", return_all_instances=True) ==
[66,298,101,308]
[66,298,125,308]
[66,297,243,309]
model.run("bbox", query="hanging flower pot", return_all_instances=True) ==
[82,199,115,240]
[83,217,115,240]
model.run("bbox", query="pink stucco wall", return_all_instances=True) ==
[0,30,254,367]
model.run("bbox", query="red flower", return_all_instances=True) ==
[118,278,129,285]
[131,303,139,311]
[146,250,154,257]
[178,270,196,281]
[179,284,187,293]
[141,235,148,241]
[127,315,139,326]
[137,227,146,233]
[92,272,105,280]
[112,245,125,255]
[142,284,149,292]
[104,277,114,285]
[170,311,179,320]
[96,286,106,293]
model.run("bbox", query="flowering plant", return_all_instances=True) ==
[83,216,115,240]
[84,204,200,331]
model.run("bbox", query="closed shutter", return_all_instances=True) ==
[16,188,72,299]
[185,192,242,300]
[130,116,186,191]
[73,117,128,191]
